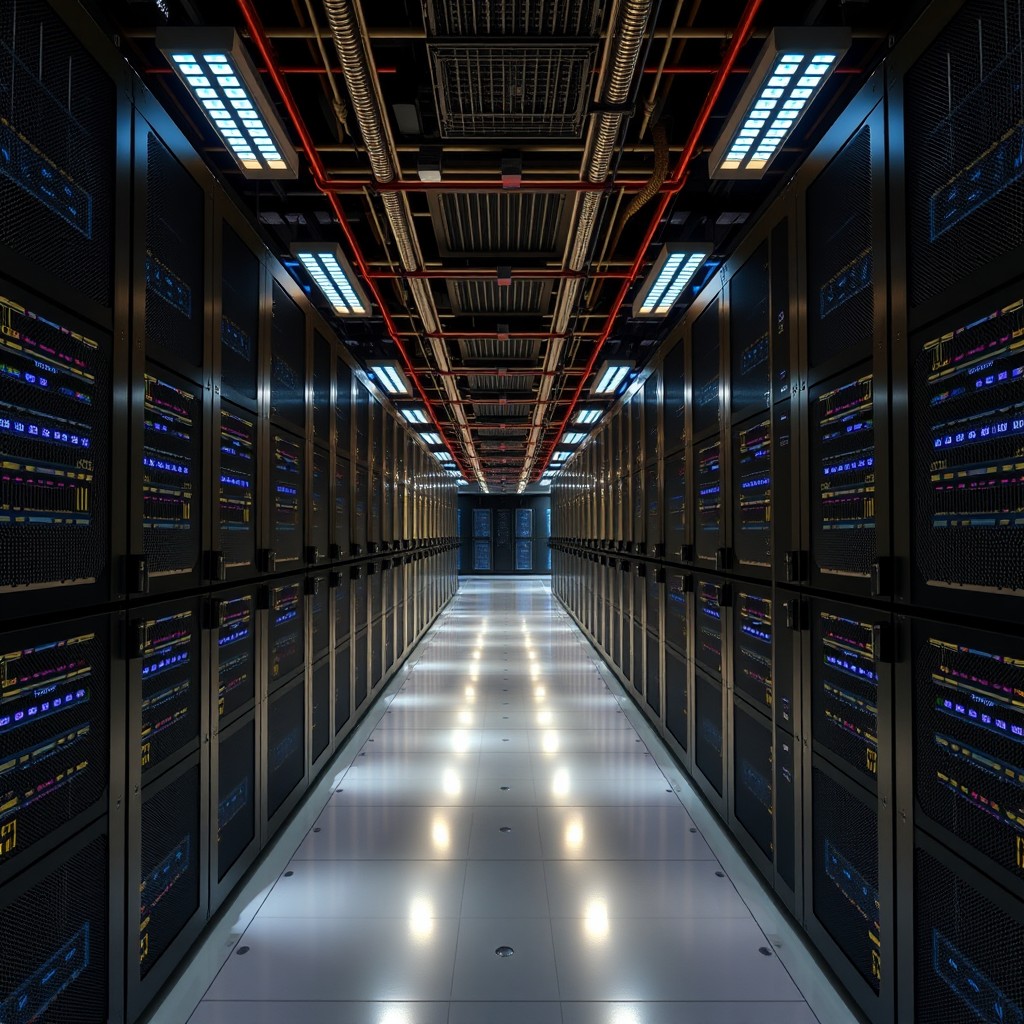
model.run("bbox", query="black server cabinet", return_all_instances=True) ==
[265,577,305,696]
[310,656,332,774]
[335,359,352,557]
[211,710,258,909]
[217,213,260,412]
[310,447,330,568]
[0,283,119,620]
[0,615,115,883]
[131,105,211,597]
[217,402,257,581]
[263,672,305,835]
[0,816,113,1024]
[269,428,304,572]
[796,82,891,601]
[335,642,352,738]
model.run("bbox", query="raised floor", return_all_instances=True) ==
[152,577,859,1024]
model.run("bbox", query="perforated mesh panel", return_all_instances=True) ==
[915,844,1024,1024]
[695,439,721,564]
[269,580,304,691]
[271,431,304,567]
[270,282,305,430]
[665,571,687,654]
[810,370,876,579]
[220,225,258,404]
[140,604,199,777]
[735,590,773,715]
[771,219,791,400]
[217,719,254,882]
[812,765,881,992]
[776,730,796,889]
[731,242,770,411]
[353,631,368,708]
[905,0,1024,311]
[219,405,255,574]
[354,467,368,552]
[354,568,367,630]
[0,830,108,1023]
[695,579,723,680]
[335,645,351,735]
[144,371,201,579]
[665,646,687,751]
[354,386,368,464]
[311,658,330,762]
[217,594,255,722]
[0,620,107,872]
[423,0,603,35]
[812,607,880,787]
[914,622,1024,881]
[428,44,596,138]
[663,452,687,564]
[692,298,720,435]
[140,764,200,977]
[335,456,350,556]
[663,340,686,453]
[806,126,873,368]
[267,681,304,819]
[0,290,110,594]
[734,416,772,570]
[335,573,351,647]
[695,673,723,795]
[0,1,114,307]
[311,578,329,660]
[734,703,773,859]
[145,134,203,374]
[312,331,331,447]
[911,299,1024,601]
[645,632,660,715]
[312,448,328,562]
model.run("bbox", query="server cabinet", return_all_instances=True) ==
[353,464,368,557]
[896,280,1024,624]
[795,80,891,602]
[310,655,332,775]
[805,595,894,1024]
[212,589,258,729]
[269,428,304,571]
[216,210,260,413]
[131,104,211,597]
[263,671,306,835]
[132,750,206,1019]
[335,642,352,738]
[0,614,116,883]
[310,447,330,567]
[211,709,258,910]
[217,402,257,580]
[0,282,121,619]
[0,815,115,1024]
[267,278,306,436]
[265,577,305,697]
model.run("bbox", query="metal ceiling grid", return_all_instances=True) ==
[422,0,605,37]
[447,278,555,315]
[457,337,543,362]
[428,190,571,257]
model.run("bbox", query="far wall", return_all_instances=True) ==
[458,494,551,575]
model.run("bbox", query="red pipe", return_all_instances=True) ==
[536,0,766,479]
[318,177,649,193]
[235,0,472,481]
[366,268,631,280]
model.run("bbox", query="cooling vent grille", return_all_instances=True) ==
[431,191,569,256]
[423,0,603,36]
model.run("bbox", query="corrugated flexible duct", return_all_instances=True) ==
[523,0,656,486]
[322,0,482,480]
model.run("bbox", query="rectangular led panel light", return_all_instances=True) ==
[156,27,299,179]
[420,432,442,446]
[632,243,713,318]
[290,243,371,317]
[563,432,587,445]
[402,408,428,424]
[368,359,411,395]
[709,27,850,180]
[591,360,632,396]
[576,408,602,425]
[552,449,570,462]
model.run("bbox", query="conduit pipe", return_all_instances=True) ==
[523,0,658,488]
[234,0,474,481]
[534,0,767,479]
[320,0,484,483]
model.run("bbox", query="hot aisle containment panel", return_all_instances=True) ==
[0,3,459,1021]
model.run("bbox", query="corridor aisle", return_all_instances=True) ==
[186,578,839,1023]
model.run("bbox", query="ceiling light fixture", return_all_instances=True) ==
[632,243,713,317]
[290,243,370,316]
[709,27,851,179]
[402,408,428,424]
[420,432,442,446]
[576,408,602,425]
[156,27,299,178]
[591,360,632,396]
[368,359,411,395]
